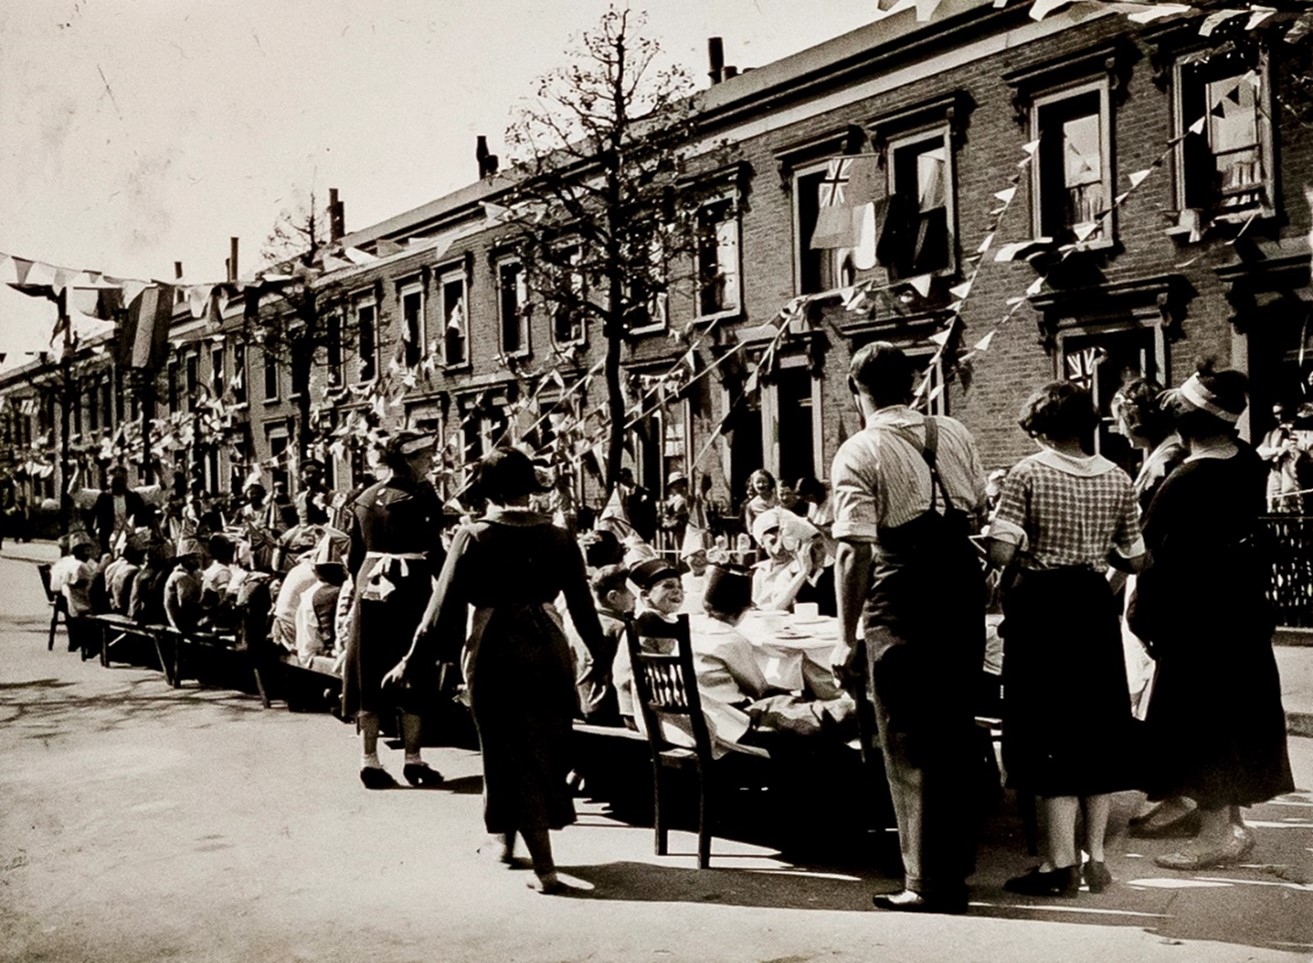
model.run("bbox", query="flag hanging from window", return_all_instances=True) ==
[118,285,174,371]
[1065,346,1103,390]
[810,155,880,252]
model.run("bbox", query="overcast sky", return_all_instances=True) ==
[0,0,877,357]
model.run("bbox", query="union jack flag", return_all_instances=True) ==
[819,157,853,207]
[1065,347,1102,390]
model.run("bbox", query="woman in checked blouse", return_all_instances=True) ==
[985,381,1147,898]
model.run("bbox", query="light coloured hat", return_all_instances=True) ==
[175,536,203,558]
[313,527,350,567]
[666,471,687,487]
[751,507,784,547]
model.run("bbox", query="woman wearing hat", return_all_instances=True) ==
[1130,363,1293,870]
[342,430,446,790]
[387,448,607,894]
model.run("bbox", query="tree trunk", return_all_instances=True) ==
[604,324,624,496]
[293,342,314,460]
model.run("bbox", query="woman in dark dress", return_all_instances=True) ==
[1131,364,1294,870]
[388,448,606,894]
[343,430,446,790]
[986,382,1147,897]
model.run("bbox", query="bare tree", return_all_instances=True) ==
[499,5,733,492]
[249,189,346,459]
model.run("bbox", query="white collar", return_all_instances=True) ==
[1185,438,1239,463]
[1031,447,1118,477]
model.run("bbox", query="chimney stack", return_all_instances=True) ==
[329,188,345,242]
[708,37,725,85]
[476,135,499,179]
[229,237,239,282]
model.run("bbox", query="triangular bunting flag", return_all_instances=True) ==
[974,330,996,353]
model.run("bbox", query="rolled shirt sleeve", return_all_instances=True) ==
[829,439,881,543]
[987,465,1030,551]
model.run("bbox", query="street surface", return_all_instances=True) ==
[2,546,1311,963]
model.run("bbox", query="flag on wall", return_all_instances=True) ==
[118,285,174,370]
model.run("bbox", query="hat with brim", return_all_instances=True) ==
[386,430,437,459]
[629,558,681,592]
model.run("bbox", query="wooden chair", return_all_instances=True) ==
[623,613,766,869]
[37,563,67,652]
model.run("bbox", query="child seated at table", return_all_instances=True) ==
[693,564,855,751]
[294,534,348,673]
[614,558,685,720]
[574,564,632,726]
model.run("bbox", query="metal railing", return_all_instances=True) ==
[1262,515,1313,629]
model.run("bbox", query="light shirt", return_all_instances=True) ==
[271,560,319,652]
[830,405,986,542]
[51,555,94,616]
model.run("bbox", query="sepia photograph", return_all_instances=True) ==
[1,1,1311,960]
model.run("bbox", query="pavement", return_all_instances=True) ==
[2,543,1312,962]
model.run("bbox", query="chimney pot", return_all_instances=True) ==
[329,189,345,242]
[229,237,239,282]
[722,65,739,81]
[708,37,725,85]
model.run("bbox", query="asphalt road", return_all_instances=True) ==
[2,549,1311,963]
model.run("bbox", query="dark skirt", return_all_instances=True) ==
[469,604,577,834]
[342,557,435,717]
[1002,567,1138,797]
[1143,629,1293,808]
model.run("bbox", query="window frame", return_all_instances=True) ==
[1029,77,1113,248]
[496,257,531,358]
[262,345,280,404]
[437,266,470,370]
[884,124,959,281]
[550,246,588,349]
[694,194,743,324]
[1030,77,1116,248]
[231,343,248,407]
[1170,51,1276,229]
[397,279,426,370]
[792,157,858,297]
[211,343,225,398]
[352,290,378,385]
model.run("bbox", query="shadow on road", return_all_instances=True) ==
[0,674,265,735]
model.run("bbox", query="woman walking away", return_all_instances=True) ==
[1130,363,1294,870]
[386,448,607,895]
[985,381,1147,897]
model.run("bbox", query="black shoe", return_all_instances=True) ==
[1004,865,1080,898]
[871,889,967,914]
[403,762,444,788]
[360,766,398,790]
[1083,860,1112,893]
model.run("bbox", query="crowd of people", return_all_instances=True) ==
[40,343,1294,906]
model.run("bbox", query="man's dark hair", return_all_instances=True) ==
[207,534,235,566]
[590,564,631,600]
[848,342,915,408]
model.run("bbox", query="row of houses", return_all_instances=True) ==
[2,0,1311,518]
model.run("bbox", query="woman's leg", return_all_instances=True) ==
[1082,794,1111,863]
[359,711,382,767]
[521,827,561,891]
[1042,795,1080,869]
